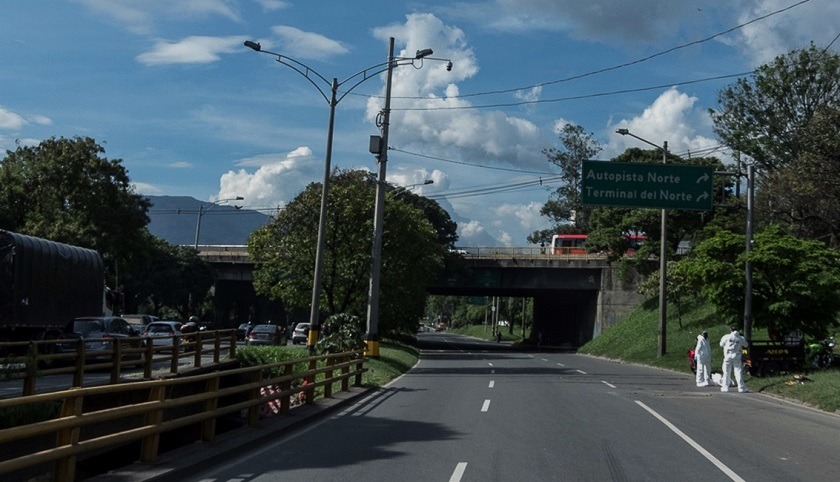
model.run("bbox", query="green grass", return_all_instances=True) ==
[450,324,525,342]
[361,339,419,386]
[579,300,840,413]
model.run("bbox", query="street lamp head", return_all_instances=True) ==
[616,128,630,135]
[234,196,244,200]
[423,179,434,185]
[415,48,433,59]
[244,40,261,52]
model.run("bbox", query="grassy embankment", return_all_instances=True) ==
[578,300,840,413]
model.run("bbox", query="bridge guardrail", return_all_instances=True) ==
[0,350,365,481]
[0,329,237,397]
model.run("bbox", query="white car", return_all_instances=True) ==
[142,321,183,349]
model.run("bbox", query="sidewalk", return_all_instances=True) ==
[91,386,373,482]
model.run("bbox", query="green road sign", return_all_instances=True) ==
[581,160,713,211]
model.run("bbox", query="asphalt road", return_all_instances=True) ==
[182,332,840,481]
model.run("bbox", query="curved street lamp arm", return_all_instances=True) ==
[333,57,437,104]
[247,46,334,104]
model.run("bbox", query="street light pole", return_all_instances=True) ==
[244,39,448,354]
[194,196,244,249]
[616,129,669,357]
[365,42,448,357]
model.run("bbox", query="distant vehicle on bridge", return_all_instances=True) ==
[550,233,645,256]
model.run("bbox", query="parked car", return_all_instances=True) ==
[236,323,254,341]
[61,316,143,363]
[142,321,184,350]
[245,324,288,346]
[122,314,160,333]
[292,323,310,345]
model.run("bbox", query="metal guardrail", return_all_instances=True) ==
[0,330,237,397]
[0,349,365,481]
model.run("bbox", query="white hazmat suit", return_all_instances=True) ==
[694,332,712,387]
[719,328,749,392]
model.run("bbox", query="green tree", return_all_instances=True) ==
[248,169,445,335]
[530,124,601,244]
[678,225,840,338]
[122,234,215,319]
[710,43,840,173]
[754,107,840,246]
[0,136,151,281]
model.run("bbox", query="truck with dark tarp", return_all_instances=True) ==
[0,229,111,344]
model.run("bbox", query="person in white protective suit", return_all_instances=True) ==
[719,326,749,393]
[694,331,712,387]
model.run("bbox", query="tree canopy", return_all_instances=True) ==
[530,123,601,244]
[0,136,151,280]
[248,169,446,335]
[676,225,840,339]
[710,43,840,173]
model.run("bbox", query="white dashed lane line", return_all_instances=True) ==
[576,370,587,375]
[481,400,491,412]
[602,381,616,389]
[488,380,495,388]
[450,462,468,482]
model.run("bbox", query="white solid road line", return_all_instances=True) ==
[450,462,468,482]
[635,401,745,482]
[481,399,491,412]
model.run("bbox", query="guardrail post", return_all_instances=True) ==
[213,332,221,364]
[229,331,236,359]
[170,337,180,373]
[23,342,37,397]
[305,358,317,404]
[341,354,350,391]
[193,333,202,368]
[354,353,365,386]
[323,357,334,398]
[143,341,153,379]
[247,370,263,427]
[140,383,167,462]
[110,339,122,384]
[201,375,220,442]
[73,340,85,388]
[279,364,292,414]
[54,391,84,482]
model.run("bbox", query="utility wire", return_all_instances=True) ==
[353,0,812,101]
[389,147,556,174]
[393,71,752,111]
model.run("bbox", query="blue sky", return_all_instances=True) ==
[2,1,838,246]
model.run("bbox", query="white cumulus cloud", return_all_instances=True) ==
[137,36,247,65]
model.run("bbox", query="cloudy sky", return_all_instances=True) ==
[2,0,838,246]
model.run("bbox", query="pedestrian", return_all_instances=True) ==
[719,326,749,393]
[694,330,712,387]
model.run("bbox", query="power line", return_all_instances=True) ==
[351,0,812,101]
[393,71,753,111]
[389,147,555,174]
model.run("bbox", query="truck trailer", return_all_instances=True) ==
[0,229,112,343]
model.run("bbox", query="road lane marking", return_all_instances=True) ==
[635,401,745,482]
[481,399,491,412]
[541,358,549,361]
[450,462,468,481]
[576,370,587,375]
[557,363,564,367]
[488,362,494,366]
[602,381,616,388]
[489,381,495,388]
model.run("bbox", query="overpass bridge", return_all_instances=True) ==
[197,245,644,348]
